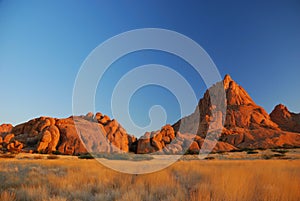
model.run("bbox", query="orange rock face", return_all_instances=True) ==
[1,74,299,155]
[7,140,23,152]
[270,104,300,133]
[137,74,300,153]
[3,133,15,144]
[136,125,176,154]
[0,124,13,134]
[0,113,136,155]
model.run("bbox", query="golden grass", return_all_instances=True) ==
[0,157,299,201]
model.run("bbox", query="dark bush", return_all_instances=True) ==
[33,155,43,159]
[271,149,288,154]
[229,149,244,153]
[78,153,95,159]
[204,156,215,160]
[262,154,272,160]
[272,153,285,157]
[79,153,154,161]
[184,150,200,155]
[0,154,16,158]
[240,148,255,152]
[52,150,62,155]
[47,155,59,160]
[105,153,131,160]
[247,150,259,154]
[130,154,154,161]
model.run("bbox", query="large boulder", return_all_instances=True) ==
[3,133,15,144]
[0,124,13,134]
[56,114,135,154]
[55,117,88,155]
[37,125,60,153]
[136,125,176,154]
[7,140,23,152]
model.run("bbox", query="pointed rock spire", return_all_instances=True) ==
[223,74,233,89]
[221,74,255,106]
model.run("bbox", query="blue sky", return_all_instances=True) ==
[0,0,300,135]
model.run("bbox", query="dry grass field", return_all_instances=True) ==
[0,153,299,201]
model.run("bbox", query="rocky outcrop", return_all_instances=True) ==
[0,124,13,134]
[136,125,176,154]
[136,124,237,154]
[3,133,15,144]
[223,75,278,130]
[7,140,23,152]
[1,74,299,155]
[136,74,300,153]
[174,75,279,135]
[270,104,300,133]
[0,113,136,155]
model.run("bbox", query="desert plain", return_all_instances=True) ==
[0,149,299,201]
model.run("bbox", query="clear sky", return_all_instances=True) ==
[1,0,300,136]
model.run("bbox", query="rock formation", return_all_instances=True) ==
[0,74,299,155]
[0,113,136,155]
[0,124,13,134]
[270,104,300,133]
[136,74,300,153]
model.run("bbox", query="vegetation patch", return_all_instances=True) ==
[0,158,299,200]
[229,149,244,153]
[78,153,154,161]
[271,149,288,154]
[262,154,273,160]
[204,156,215,160]
[33,155,43,160]
[247,150,259,154]
[272,153,285,158]
[47,155,59,160]
[130,154,154,161]
[0,154,16,159]
[78,153,95,159]
[52,150,63,155]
